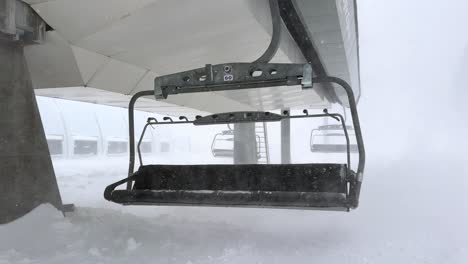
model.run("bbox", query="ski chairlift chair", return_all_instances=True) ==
[211,127,262,159]
[104,62,366,211]
[211,129,235,157]
[310,123,359,153]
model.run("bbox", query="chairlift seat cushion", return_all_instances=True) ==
[133,164,347,193]
[311,144,358,153]
[109,164,350,209]
[211,149,234,157]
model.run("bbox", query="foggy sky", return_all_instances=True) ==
[357,0,468,158]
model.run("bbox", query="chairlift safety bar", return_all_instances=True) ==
[137,111,352,170]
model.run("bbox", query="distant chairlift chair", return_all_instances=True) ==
[310,124,359,153]
[211,128,262,159]
[211,128,235,158]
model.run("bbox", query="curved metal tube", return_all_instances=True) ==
[254,0,281,63]
[312,76,366,206]
[309,114,351,170]
[127,90,154,190]
[137,122,153,167]
[211,133,224,155]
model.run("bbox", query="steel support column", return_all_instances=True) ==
[281,109,291,164]
[233,123,258,164]
[0,39,62,224]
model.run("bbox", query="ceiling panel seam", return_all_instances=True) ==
[31,0,160,46]
[24,0,63,5]
[127,69,150,95]
[84,56,111,87]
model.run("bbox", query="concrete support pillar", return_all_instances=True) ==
[0,39,62,224]
[281,110,291,164]
[233,123,257,164]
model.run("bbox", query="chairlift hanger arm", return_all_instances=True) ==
[254,0,281,63]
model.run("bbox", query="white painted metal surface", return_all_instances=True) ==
[25,0,360,115]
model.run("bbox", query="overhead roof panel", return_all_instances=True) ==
[295,0,361,102]
[34,87,210,119]
[29,0,158,43]
[26,0,360,113]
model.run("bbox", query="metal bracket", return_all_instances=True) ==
[154,63,312,99]
[193,111,283,126]
[0,0,46,43]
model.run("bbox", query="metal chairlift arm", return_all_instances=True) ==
[154,63,312,99]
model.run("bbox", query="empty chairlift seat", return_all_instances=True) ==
[46,135,64,156]
[211,129,263,159]
[139,141,152,153]
[104,62,365,211]
[105,110,363,211]
[106,138,128,155]
[108,163,349,209]
[73,136,98,156]
[211,130,235,157]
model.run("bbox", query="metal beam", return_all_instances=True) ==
[0,0,46,43]
[0,39,62,223]
[280,109,291,164]
[278,0,340,104]
[234,123,258,164]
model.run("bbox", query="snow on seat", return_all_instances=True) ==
[106,164,350,210]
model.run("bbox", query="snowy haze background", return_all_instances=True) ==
[1,0,468,263]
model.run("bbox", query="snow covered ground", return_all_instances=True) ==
[1,151,467,263]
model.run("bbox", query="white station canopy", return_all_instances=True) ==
[23,0,360,117]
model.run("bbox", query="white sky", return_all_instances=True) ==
[357,0,468,158]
